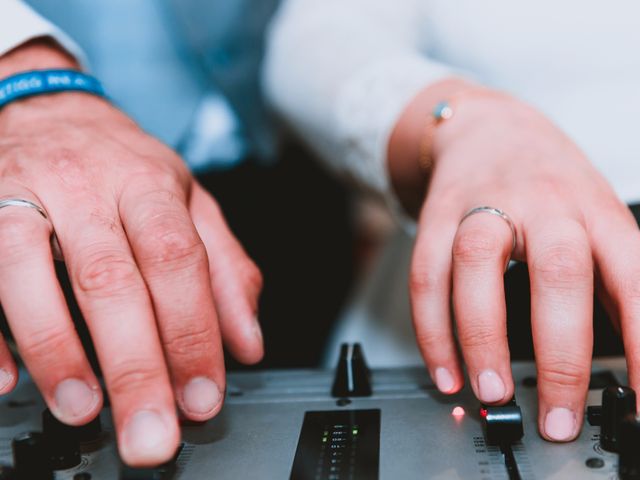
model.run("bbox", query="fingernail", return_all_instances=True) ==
[477,369,506,403]
[122,410,171,461]
[54,378,99,419]
[183,377,222,416]
[434,367,456,393]
[0,369,13,392]
[544,407,576,441]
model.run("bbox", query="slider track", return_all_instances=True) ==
[500,443,522,480]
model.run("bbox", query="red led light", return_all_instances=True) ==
[452,406,465,417]
[480,408,488,418]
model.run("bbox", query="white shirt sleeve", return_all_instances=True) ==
[262,0,454,199]
[0,0,86,66]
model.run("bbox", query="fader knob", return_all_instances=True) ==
[12,432,53,480]
[601,386,637,452]
[42,409,81,469]
[331,343,372,398]
[619,416,640,480]
[480,397,524,445]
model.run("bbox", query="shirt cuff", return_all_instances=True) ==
[333,52,454,231]
[0,0,87,68]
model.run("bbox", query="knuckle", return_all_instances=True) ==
[147,169,184,192]
[129,168,184,196]
[457,324,504,349]
[20,325,69,363]
[239,260,263,292]
[537,358,588,390]
[414,328,450,350]
[409,265,445,296]
[141,222,206,267]
[531,243,592,287]
[452,229,504,265]
[108,361,166,398]
[162,323,216,360]
[75,249,141,297]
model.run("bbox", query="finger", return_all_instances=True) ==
[589,205,640,410]
[189,181,264,364]
[120,180,226,422]
[452,211,514,404]
[57,209,179,467]
[0,192,100,421]
[526,218,593,442]
[0,334,17,395]
[410,205,462,394]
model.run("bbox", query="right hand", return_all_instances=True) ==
[391,80,640,443]
[0,43,263,467]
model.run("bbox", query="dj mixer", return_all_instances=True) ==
[0,344,638,479]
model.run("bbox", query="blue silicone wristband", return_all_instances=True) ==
[0,69,105,109]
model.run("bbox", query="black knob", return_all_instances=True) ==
[0,465,15,480]
[601,386,637,452]
[76,414,103,444]
[331,343,372,398]
[481,397,524,445]
[119,445,181,480]
[12,432,53,480]
[120,465,176,480]
[42,409,81,469]
[619,416,640,480]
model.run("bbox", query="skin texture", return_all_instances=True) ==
[0,40,264,466]
[389,77,640,443]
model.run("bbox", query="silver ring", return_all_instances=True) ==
[0,198,62,260]
[460,206,517,254]
[0,198,49,221]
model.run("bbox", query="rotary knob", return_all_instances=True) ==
[601,386,637,452]
[619,416,640,480]
[12,432,53,480]
[42,409,81,469]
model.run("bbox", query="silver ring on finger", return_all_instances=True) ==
[459,206,517,256]
[0,198,50,221]
[0,197,62,259]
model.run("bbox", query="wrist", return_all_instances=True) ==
[0,38,78,80]
[0,90,127,136]
[387,77,480,217]
[0,41,118,130]
[432,92,525,157]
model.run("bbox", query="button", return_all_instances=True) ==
[585,457,605,469]
[587,405,602,426]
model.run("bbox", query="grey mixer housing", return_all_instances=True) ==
[0,354,633,479]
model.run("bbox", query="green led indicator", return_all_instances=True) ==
[352,429,358,435]
[322,437,327,443]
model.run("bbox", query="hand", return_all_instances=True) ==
[396,83,639,442]
[0,45,263,466]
